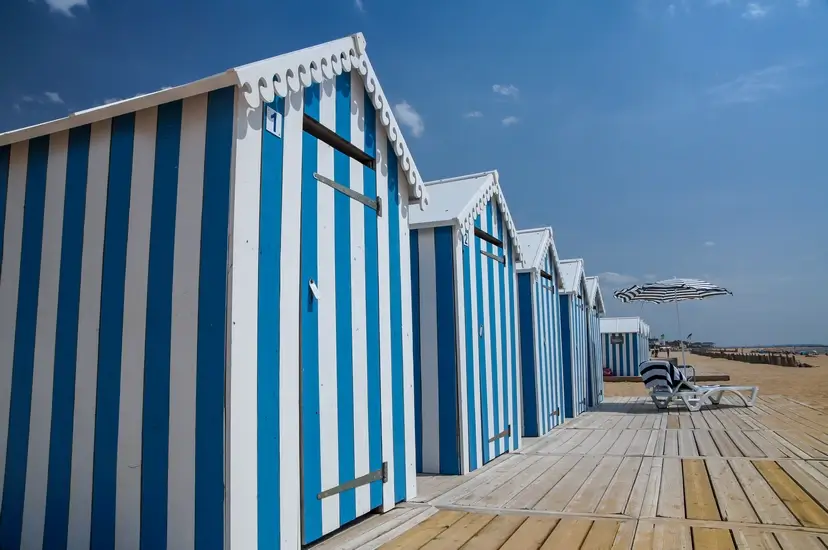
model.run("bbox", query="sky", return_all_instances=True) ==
[2,0,827,346]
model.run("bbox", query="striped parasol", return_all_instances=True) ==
[614,278,732,304]
[612,278,732,368]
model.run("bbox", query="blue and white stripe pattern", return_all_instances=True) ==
[558,259,589,420]
[0,88,235,550]
[586,307,604,406]
[230,70,418,548]
[601,317,651,376]
[614,278,732,304]
[516,228,564,437]
[603,332,643,376]
[410,173,521,475]
[584,277,605,406]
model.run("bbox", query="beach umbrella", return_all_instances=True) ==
[613,278,732,367]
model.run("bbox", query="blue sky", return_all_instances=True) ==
[2,0,826,346]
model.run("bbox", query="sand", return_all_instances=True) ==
[603,351,828,401]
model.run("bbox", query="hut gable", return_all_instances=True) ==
[409,170,523,261]
[559,259,586,297]
[585,276,605,314]
[516,227,563,289]
[0,33,427,207]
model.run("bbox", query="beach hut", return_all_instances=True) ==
[601,317,652,376]
[410,171,523,475]
[558,259,590,419]
[585,276,606,406]
[0,33,425,549]
[515,227,565,437]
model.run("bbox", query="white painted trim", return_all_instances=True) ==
[413,171,522,261]
[515,227,563,289]
[0,33,428,210]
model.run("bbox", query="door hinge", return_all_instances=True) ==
[488,425,511,443]
[314,172,382,216]
[317,461,388,500]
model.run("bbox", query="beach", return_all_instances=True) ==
[605,351,828,401]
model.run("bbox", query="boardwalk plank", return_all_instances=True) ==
[378,510,466,550]
[596,456,644,516]
[754,460,828,528]
[419,513,496,550]
[692,527,736,550]
[459,515,526,550]
[657,458,685,519]
[683,459,721,521]
[707,458,759,523]
[580,520,621,550]
[565,456,624,514]
[729,460,798,526]
[539,518,592,549]
[500,517,558,550]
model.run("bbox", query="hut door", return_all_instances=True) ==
[298,112,385,545]
[474,225,510,463]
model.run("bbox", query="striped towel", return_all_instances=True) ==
[640,361,686,390]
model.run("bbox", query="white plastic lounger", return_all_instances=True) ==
[639,360,758,412]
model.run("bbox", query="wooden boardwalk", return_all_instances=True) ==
[314,396,828,549]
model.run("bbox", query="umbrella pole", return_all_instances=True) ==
[676,301,687,367]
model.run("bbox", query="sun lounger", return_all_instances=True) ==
[639,360,758,412]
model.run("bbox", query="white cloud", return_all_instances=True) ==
[355,0,364,11]
[492,84,520,99]
[667,4,677,16]
[501,116,519,126]
[464,111,483,118]
[708,0,730,5]
[393,101,424,137]
[796,0,811,6]
[43,0,87,16]
[598,272,639,285]
[16,91,66,110]
[742,3,769,19]
[704,241,716,247]
[103,98,122,105]
[44,91,63,104]
[707,64,794,105]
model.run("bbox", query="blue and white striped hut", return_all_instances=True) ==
[515,227,565,437]
[409,171,523,475]
[601,317,652,376]
[0,33,425,550]
[584,276,606,406]
[558,259,589,419]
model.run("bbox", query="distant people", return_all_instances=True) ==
[653,347,659,358]
[666,347,671,358]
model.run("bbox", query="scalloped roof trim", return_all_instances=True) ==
[559,258,587,295]
[0,33,428,207]
[235,33,427,207]
[516,227,562,286]
[462,172,523,262]
[422,171,523,261]
[585,276,606,314]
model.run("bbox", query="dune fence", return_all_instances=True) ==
[695,348,816,368]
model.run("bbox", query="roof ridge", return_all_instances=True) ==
[0,33,429,209]
[431,171,523,261]
[234,33,427,207]
[516,226,561,287]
